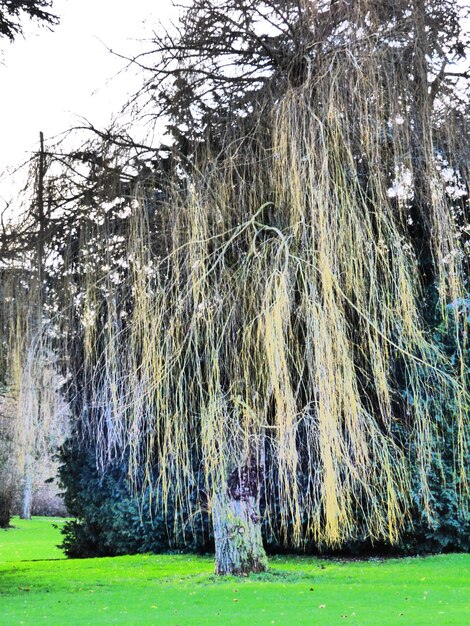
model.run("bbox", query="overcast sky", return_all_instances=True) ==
[0,0,177,208]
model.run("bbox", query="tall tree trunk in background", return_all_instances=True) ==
[411,0,432,208]
[213,459,268,575]
[20,452,33,519]
[20,132,46,521]
[0,495,13,528]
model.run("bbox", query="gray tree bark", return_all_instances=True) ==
[20,453,33,520]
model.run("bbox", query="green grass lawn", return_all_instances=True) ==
[0,517,469,625]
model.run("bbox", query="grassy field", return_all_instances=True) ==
[0,517,469,625]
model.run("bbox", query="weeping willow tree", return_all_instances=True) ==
[2,0,469,574]
[0,133,70,521]
[0,263,68,520]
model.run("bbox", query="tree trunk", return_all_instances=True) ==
[0,490,13,528]
[20,454,33,520]
[213,463,268,576]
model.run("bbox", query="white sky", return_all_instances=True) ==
[0,0,177,208]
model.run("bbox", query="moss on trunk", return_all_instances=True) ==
[213,463,268,576]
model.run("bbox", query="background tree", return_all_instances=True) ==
[0,0,57,43]
[0,392,19,528]
[130,0,469,154]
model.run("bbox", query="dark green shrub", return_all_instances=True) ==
[396,295,470,554]
[58,442,212,557]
